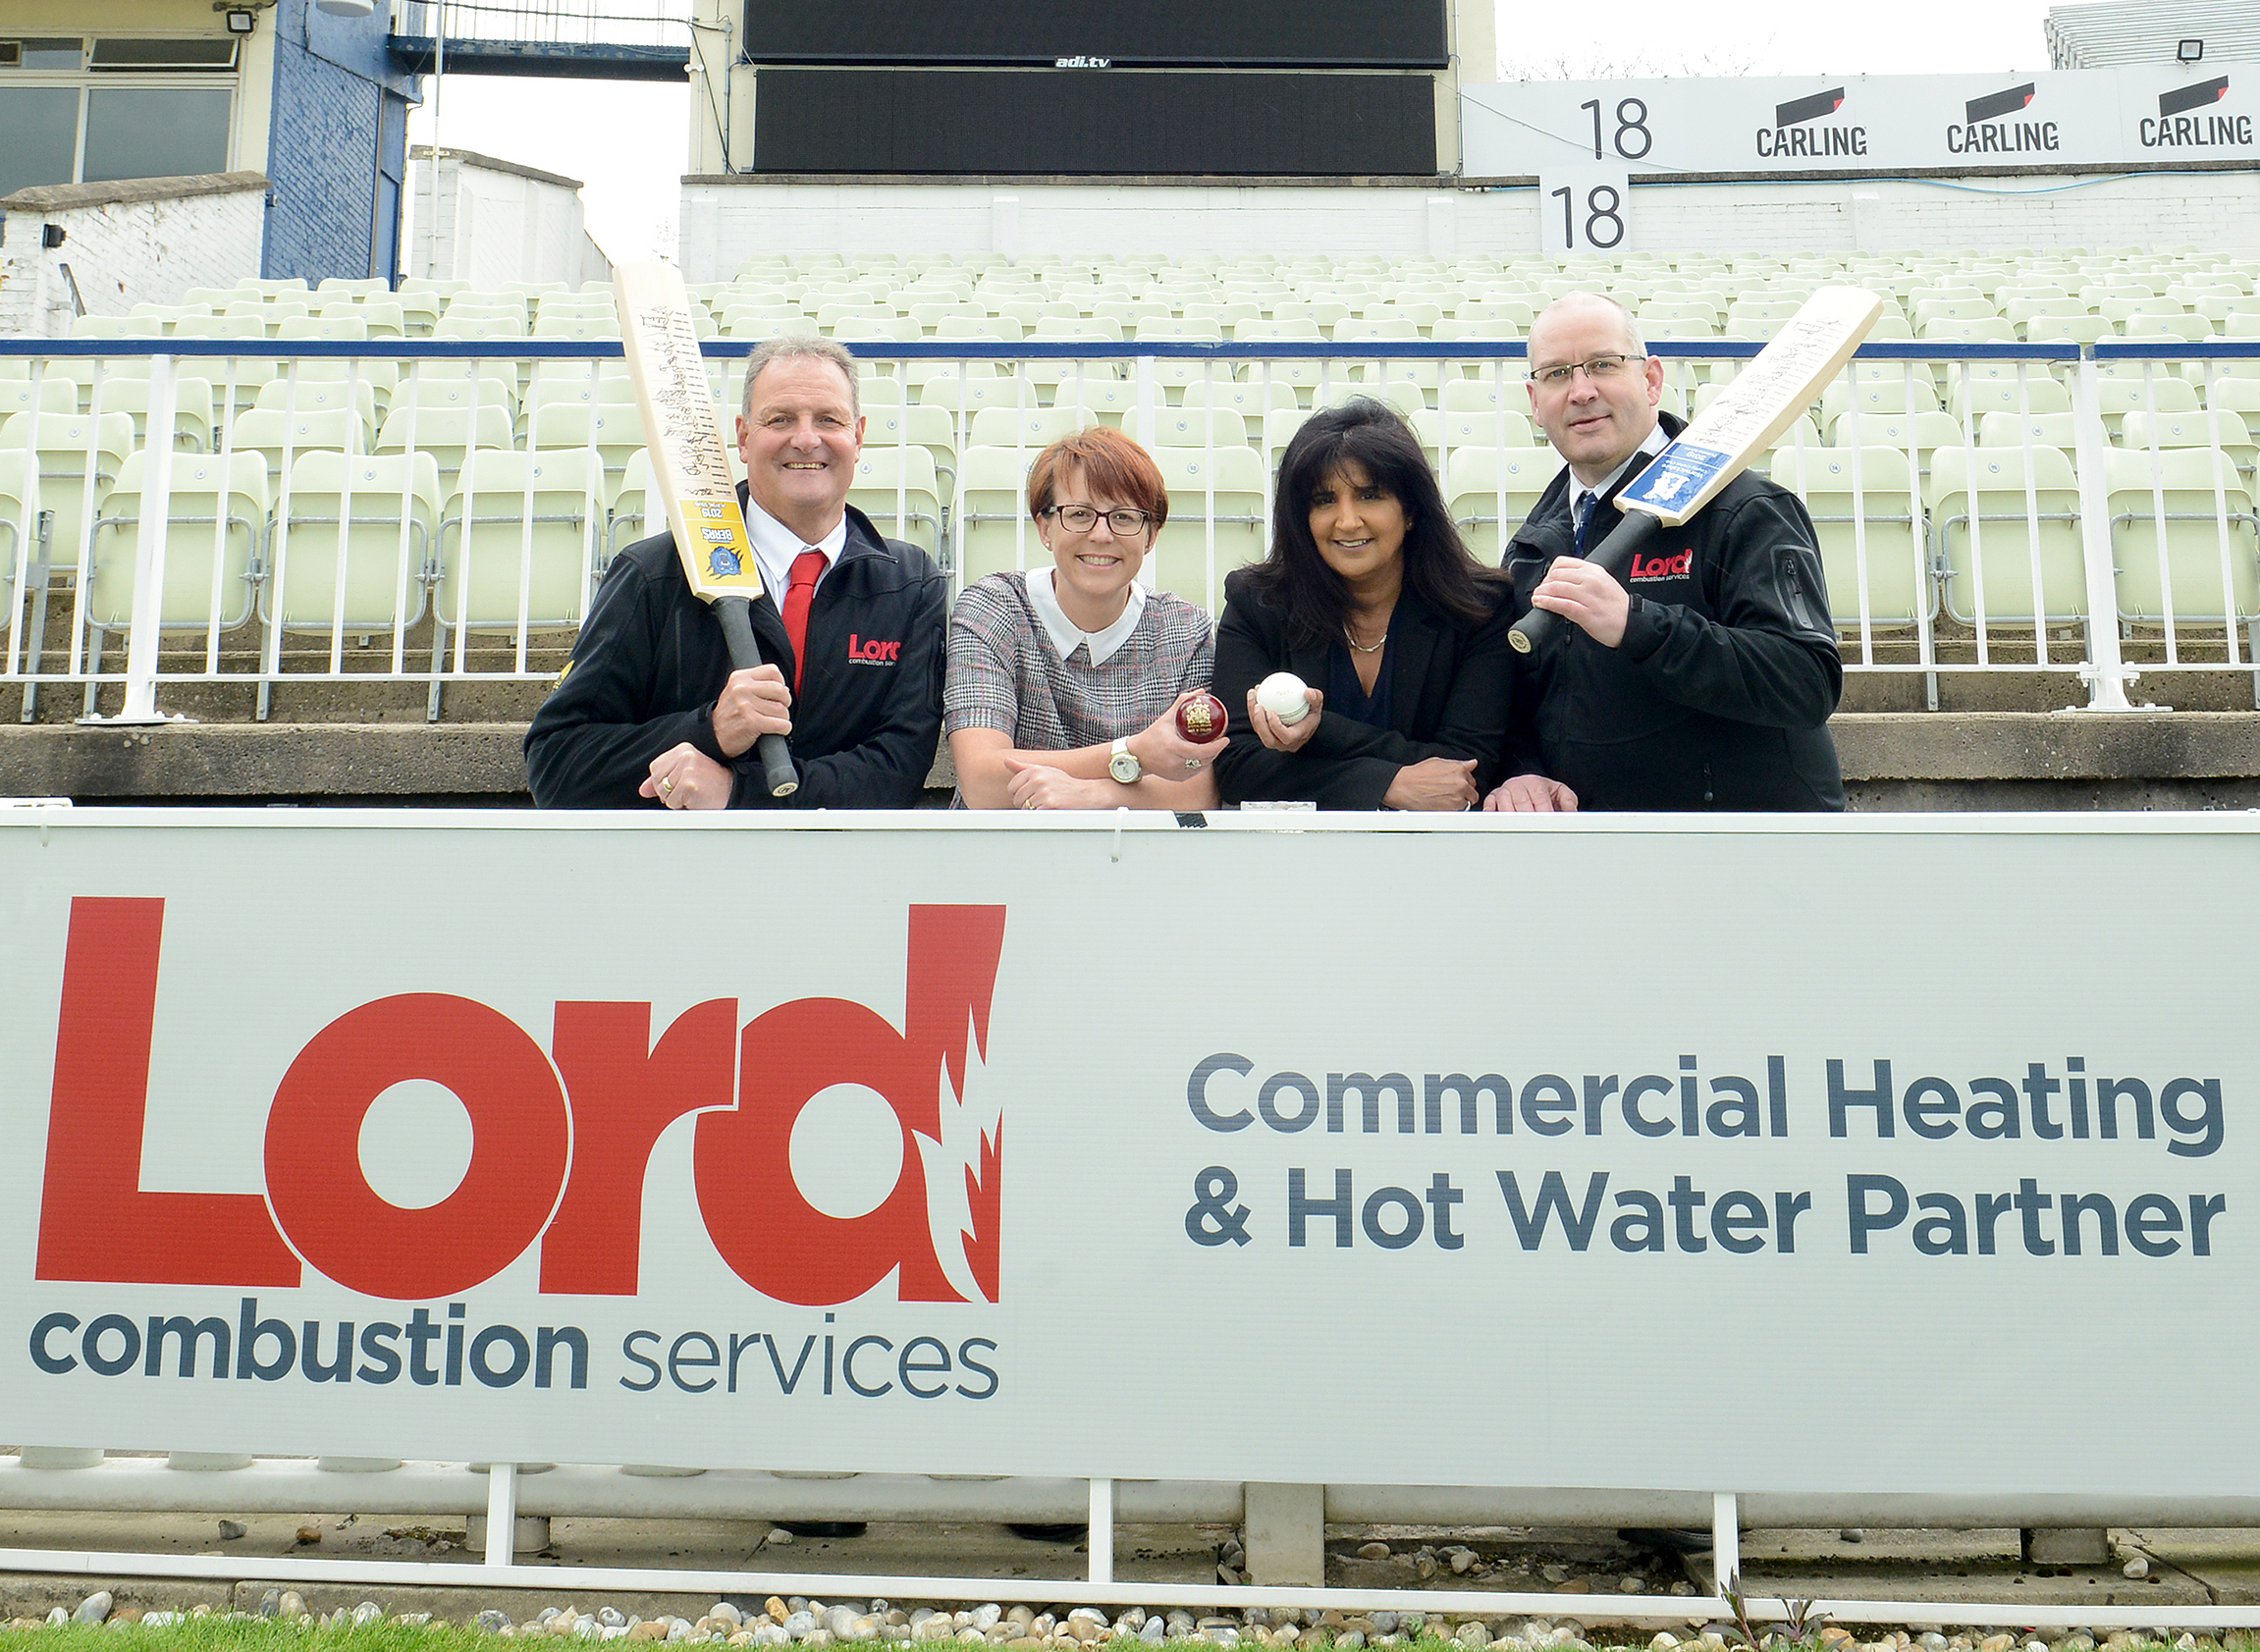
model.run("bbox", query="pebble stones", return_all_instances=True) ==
[1357,1541,1393,1561]
[478,1610,514,1633]
[73,1592,112,1625]
[2125,1556,2153,1579]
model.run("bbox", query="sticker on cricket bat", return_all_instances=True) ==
[1617,285,1884,528]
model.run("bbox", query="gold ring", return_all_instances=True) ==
[662,776,674,794]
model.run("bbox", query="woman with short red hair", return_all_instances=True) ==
[946,425,1222,809]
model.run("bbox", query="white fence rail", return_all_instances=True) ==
[3,340,2256,722]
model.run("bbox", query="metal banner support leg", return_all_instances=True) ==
[485,1463,517,1569]
[1088,1477,1113,1586]
[1712,1491,1741,1597]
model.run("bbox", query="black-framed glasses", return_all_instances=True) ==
[1531,352,1647,388]
[1045,504,1154,536]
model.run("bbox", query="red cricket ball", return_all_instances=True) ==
[1175,691,1228,744]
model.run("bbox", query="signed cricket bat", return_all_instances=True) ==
[614,260,798,798]
[1509,285,1886,655]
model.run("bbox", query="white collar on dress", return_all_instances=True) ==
[1025,565,1147,668]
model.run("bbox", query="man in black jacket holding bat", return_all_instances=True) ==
[1484,293,1844,813]
[526,337,945,810]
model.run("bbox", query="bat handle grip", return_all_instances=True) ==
[1507,510,1663,656]
[718,598,800,800]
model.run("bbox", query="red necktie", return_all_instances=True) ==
[780,548,825,693]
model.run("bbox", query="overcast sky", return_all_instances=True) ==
[403,1,2070,266]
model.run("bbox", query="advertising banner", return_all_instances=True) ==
[0,811,2250,1496]
[1464,64,2260,177]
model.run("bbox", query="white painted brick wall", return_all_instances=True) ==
[682,170,2260,277]
[0,185,265,338]
[407,151,607,289]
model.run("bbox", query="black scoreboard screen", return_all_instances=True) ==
[752,70,1438,175]
[742,0,1448,69]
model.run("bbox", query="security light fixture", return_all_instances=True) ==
[2179,38,2204,64]
[225,8,256,31]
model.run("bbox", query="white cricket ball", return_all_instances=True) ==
[1257,671,1311,726]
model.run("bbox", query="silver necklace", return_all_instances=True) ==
[1344,619,1387,654]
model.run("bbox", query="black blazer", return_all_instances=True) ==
[1210,568,1518,809]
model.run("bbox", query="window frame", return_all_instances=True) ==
[0,33,242,192]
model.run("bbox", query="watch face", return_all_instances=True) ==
[1109,746,1140,782]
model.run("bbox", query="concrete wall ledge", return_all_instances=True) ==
[0,172,271,214]
[5,712,2260,805]
[1833,711,2260,782]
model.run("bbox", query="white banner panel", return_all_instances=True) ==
[0,810,2251,1496]
[1465,64,2260,176]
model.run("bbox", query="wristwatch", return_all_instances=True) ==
[1108,737,1143,784]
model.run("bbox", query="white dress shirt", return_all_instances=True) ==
[1568,421,1672,547]
[741,491,848,606]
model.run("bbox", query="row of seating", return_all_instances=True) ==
[7,428,2251,683]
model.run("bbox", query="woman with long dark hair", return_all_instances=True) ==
[1211,398,1519,808]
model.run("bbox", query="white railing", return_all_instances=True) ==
[4,339,2255,724]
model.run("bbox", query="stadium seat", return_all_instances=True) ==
[1121,406,1248,449]
[862,402,959,504]
[525,403,644,498]
[1,409,142,575]
[262,450,443,644]
[2102,446,2260,627]
[81,449,269,704]
[2122,409,2257,481]
[1138,446,1267,615]
[1767,446,1931,631]
[230,407,363,491]
[846,447,943,555]
[255,377,378,445]
[1444,448,1566,560]
[952,446,1048,585]
[432,447,607,699]
[967,404,1085,451]
[1434,407,1535,452]
[0,376,81,420]
[1927,445,2087,625]
[2090,371,2202,434]
[1821,376,1944,423]
[1179,377,1302,420]
[1947,375,2074,422]
[374,403,515,493]
[95,375,216,453]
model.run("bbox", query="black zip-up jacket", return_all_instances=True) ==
[524,495,944,809]
[1211,572,1518,809]
[1502,412,1845,811]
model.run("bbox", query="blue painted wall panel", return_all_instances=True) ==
[261,0,418,282]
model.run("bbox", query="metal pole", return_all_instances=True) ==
[106,353,177,724]
[424,0,445,282]
[1711,1491,1740,1598]
[1087,1478,1113,1587]
[483,1463,516,1567]
[2069,353,2137,711]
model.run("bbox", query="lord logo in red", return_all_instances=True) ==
[35,898,1007,1307]
[846,634,901,664]
[1629,549,1694,581]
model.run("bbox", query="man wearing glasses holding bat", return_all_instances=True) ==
[1484,293,1845,814]
[527,336,946,810]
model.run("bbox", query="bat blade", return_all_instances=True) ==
[613,260,766,606]
[1614,285,1885,529]
[614,259,799,799]
[1507,285,1884,656]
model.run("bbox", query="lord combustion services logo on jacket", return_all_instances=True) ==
[33,899,1008,1309]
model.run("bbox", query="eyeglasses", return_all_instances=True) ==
[1045,504,1154,536]
[1531,352,1647,388]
